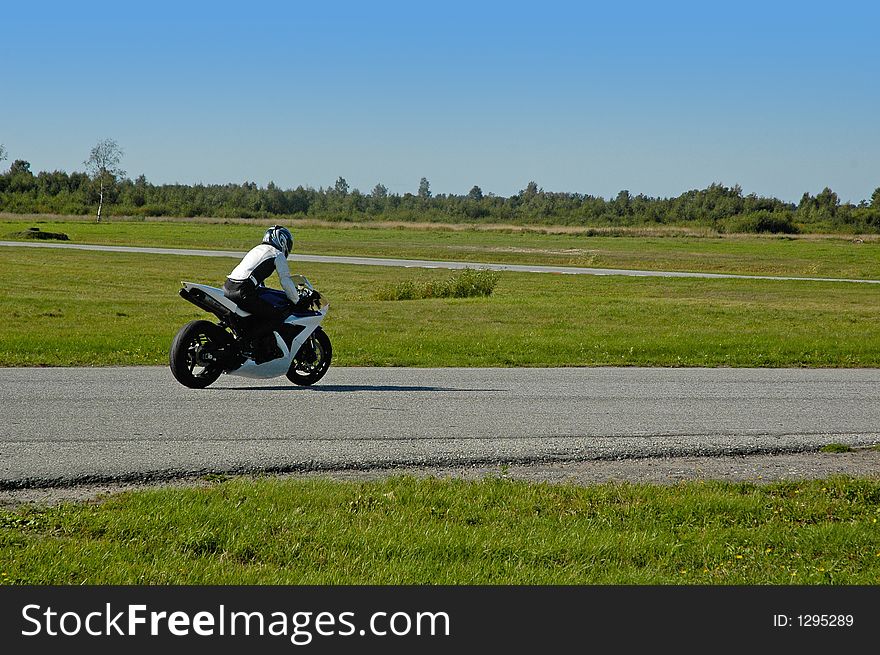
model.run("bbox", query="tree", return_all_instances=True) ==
[9,159,31,175]
[334,176,349,197]
[262,181,287,214]
[468,185,483,201]
[814,186,839,217]
[418,177,431,199]
[798,192,813,211]
[84,138,125,223]
[368,183,388,214]
[128,174,148,207]
[871,187,880,209]
[0,144,6,168]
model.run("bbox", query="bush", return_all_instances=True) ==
[376,268,500,300]
[724,211,799,234]
[820,443,852,453]
[141,204,167,217]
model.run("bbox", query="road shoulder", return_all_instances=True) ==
[3,448,878,509]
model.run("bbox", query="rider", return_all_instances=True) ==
[223,225,301,363]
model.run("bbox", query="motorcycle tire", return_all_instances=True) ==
[286,327,332,386]
[169,320,228,389]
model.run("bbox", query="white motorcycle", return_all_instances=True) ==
[169,275,331,389]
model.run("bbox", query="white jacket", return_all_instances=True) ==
[227,243,300,304]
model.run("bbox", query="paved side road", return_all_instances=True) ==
[1,367,878,489]
[2,240,879,283]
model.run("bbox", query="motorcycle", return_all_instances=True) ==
[169,275,331,389]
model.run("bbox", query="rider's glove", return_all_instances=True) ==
[296,288,318,309]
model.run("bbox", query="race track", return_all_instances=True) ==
[2,366,878,488]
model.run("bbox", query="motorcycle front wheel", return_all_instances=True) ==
[287,327,332,386]
[169,320,228,388]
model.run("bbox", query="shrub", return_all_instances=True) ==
[141,204,167,217]
[376,268,500,300]
[820,443,852,453]
[724,211,799,234]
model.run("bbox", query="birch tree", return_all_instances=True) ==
[84,138,125,223]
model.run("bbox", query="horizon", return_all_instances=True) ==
[1,159,869,206]
[3,1,878,205]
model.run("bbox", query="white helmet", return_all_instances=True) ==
[263,225,293,256]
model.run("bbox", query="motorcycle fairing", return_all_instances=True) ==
[180,282,251,318]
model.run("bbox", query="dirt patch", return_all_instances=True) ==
[2,448,878,509]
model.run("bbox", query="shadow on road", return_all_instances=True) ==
[211,384,503,392]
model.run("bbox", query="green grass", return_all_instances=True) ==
[2,475,879,584]
[1,247,879,367]
[375,268,500,300]
[2,216,879,279]
[821,444,854,453]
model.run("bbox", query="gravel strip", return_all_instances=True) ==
[3,448,878,509]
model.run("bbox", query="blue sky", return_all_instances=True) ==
[3,0,878,202]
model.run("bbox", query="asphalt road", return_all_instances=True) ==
[2,240,879,283]
[2,366,878,489]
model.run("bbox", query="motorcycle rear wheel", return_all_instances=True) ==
[169,320,228,388]
[287,327,332,386]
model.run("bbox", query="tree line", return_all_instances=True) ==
[1,143,879,233]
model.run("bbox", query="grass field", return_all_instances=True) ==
[1,246,878,367]
[2,215,879,279]
[2,475,878,585]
